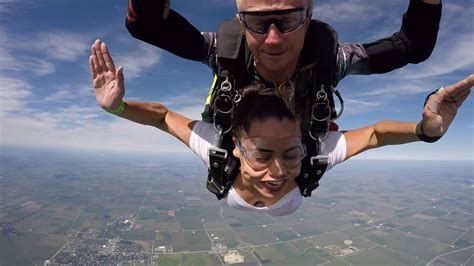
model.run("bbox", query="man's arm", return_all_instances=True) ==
[343,75,472,160]
[337,0,442,80]
[125,0,210,62]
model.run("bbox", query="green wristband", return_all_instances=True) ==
[107,100,125,115]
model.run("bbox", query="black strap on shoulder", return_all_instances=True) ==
[295,20,341,197]
[206,18,344,199]
[205,19,250,199]
[296,84,332,197]
[207,134,240,199]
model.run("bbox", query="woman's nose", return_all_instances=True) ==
[267,157,285,178]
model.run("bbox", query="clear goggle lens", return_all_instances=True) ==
[237,137,307,171]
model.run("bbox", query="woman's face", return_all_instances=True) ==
[233,117,304,204]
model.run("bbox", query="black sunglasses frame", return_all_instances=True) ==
[238,7,310,35]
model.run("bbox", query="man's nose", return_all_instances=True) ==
[264,24,283,44]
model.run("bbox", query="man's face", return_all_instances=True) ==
[237,0,310,79]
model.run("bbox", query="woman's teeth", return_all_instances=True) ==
[267,180,284,187]
[263,180,286,191]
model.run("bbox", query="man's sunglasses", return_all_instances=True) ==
[237,7,310,35]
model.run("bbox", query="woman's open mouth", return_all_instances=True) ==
[262,179,286,192]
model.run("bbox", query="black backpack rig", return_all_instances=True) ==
[202,18,344,200]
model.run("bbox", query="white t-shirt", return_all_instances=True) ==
[189,121,346,215]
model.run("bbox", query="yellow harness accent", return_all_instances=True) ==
[206,75,218,105]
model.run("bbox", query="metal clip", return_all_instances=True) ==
[316,86,328,101]
[233,90,242,103]
[214,94,234,114]
[309,120,329,141]
[208,176,225,195]
[208,147,228,161]
[311,102,331,122]
[310,155,328,166]
[220,77,232,92]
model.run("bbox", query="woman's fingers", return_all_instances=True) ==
[91,41,102,74]
[101,42,116,72]
[442,75,474,100]
[455,89,471,108]
[89,56,96,79]
[95,41,109,73]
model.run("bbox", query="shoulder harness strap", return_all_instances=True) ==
[295,20,344,197]
[206,19,251,199]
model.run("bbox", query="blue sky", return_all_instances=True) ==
[0,0,472,161]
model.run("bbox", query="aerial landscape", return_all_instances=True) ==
[1,147,472,265]
[1,0,473,265]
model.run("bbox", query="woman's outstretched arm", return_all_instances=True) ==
[344,75,473,160]
[89,39,195,146]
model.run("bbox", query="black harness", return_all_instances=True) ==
[203,19,343,199]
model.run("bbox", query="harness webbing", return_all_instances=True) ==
[204,19,342,199]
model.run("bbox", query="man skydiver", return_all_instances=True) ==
[124,0,443,199]
[126,0,441,85]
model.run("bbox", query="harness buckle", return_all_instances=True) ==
[302,182,320,197]
[208,147,228,163]
[207,147,229,196]
[213,113,233,134]
[309,120,329,141]
[310,154,328,166]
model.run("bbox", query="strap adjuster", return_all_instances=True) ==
[310,155,328,166]
[208,147,228,164]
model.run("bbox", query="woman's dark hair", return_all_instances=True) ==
[232,83,297,138]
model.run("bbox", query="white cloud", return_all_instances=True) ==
[1,30,88,63]
[44,85,93,102]
[340,97,382,116]
[315,0,399,25]
[0,47,15,67]
[44,89,73,102]
[0,52,55,76]
[0,29,56,75]
[114,43,162,79]
[357,80,434,97]
[22,32,90,62]
[0,0,16,14]
[0,79,203,154]
[0,76,32,112]
[19,57,56,75]
[396,33,474,79]
[0,106,193,155]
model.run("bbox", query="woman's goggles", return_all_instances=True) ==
[236,137,307,171]
[237,7,310,35]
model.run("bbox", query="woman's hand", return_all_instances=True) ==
[421,75,473,137]
[89,39,125,111]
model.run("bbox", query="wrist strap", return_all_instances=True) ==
[415,121,441,143]
[107,100,125,115]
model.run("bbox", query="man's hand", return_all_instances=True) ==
[422,75,473,137]
[89,39,125,111]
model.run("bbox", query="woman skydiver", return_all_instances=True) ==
[89,40,472,216]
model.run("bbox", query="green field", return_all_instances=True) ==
[0,232,65,265]
[344,246,423,266]
[154,252,221,266]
